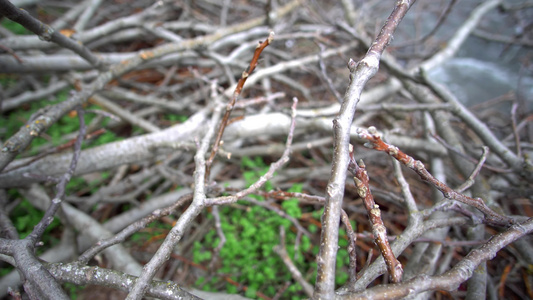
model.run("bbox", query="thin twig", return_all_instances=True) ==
[348,147,403,283]
[430,133,511,173]
[207,206,226,271]
[77,194,193,264]
[510,102,522,157]
[418,69,522,171]
[394,0,458,48]
[273,226,314,297]
[356,126,514,227]
[29,106,86,243]
[206,97,298,206]
[205,32,275,181]
[341,209,358,285]
[339,218,533,299]
[0,0,104,68]
[455,146,489,193]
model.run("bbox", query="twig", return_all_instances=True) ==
[356,126,514,227]
[430,134,511,173]
[3,106,86,299]
[339,218,533,299]
[418,69,522,171]
[359,103,453,113]
[0,0,104,68]
[499,263,513,298]
[0,44,23,64]
[29,106,85,243]
[3,128,105,173]
[420,0,502,71]
[207,206,226,271]
[273,226,314,297]
[317,43,343,103]
[77,194,193,264]
[246,197,312,238]
[0,0,300,171]
[348,147,403,283]
[391,159,417,213]
[45,262,201,300]
[205,97,298,206]
[90,94,161,133]
[473,29,533,48]
[125,94,225,300]
[264,190,358,278]
[510,102,522,157]
[126,97,296,300]
[205,31,275,181]
[341,209,358,285]
[455,146,489,193]
[393,0,457,48]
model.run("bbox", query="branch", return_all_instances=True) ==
[0,0,300,171]
[0,107,87,299]
[314,1,415,298]
[0,0,103,68]
[46,263,201,300]
[205,97,298,206]
[124,96,225,300]
[205,31,275,181]
[418,70,523,171]
[348,150,403,283]
[356,126,514,227]
[273,226,314,298]
[78,194,193,265]
[420,0,502,71]
[339,218,533,299]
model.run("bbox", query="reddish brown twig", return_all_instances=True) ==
[205,32,275,181]
[0,44,23,63]
[348,145,403,283]
[499,263,513,298]
[357,126,515,227]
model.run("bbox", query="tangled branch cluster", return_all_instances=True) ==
[1,0,532,299]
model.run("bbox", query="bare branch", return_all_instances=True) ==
[356,126,514,227]
[205,32,275,181]
[314,1,415,297]
[339,218,533,299]
[348,151,403,283]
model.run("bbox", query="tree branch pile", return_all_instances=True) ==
[1,0,532,299]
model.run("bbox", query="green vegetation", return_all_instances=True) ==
[163,113,188,123]
[1,19,30,35]
[192,157,351,299]
[0,88,120,156]
[10,197,61,242]
[2,194,63,277]
[0,81,350,298]
[62,283,83,300]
